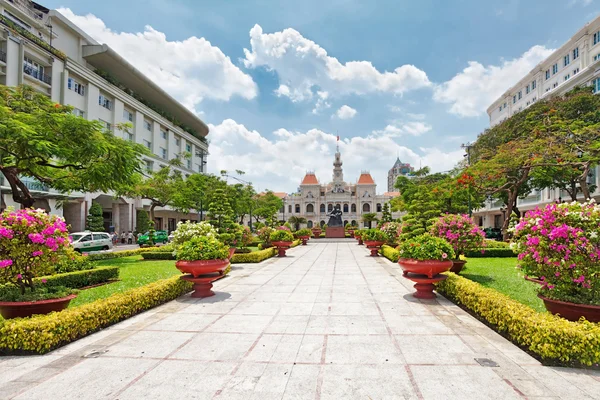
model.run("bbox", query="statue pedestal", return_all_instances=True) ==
[326,227,345,238]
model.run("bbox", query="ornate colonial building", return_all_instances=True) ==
[277,148,400,228]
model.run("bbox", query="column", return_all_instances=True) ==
[112,202,120,233]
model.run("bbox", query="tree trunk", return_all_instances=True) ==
[578,163,592,200]
[2,168,36,208]
[501,190,517,241]
[149,203,157,229]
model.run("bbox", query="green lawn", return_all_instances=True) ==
[69,256,180,307]
[461,257,545,312]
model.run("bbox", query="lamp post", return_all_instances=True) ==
[461,142,473,217]
[221,172,254,232]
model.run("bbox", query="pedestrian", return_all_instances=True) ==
[120,231,126,244]
[128,231,133,244]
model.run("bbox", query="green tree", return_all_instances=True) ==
[288,216,307,231]
[0,85,147,208]
[380,202,392,224]
[86,202,105,232]
[399,188,441,241]
[254,191,283,226]
[361,213,378,229]
[135,209,152,234]
[181,173,225,221]
[207,188,235,231]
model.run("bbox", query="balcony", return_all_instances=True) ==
[0,50,6,64]
[23,65,51,85]
[0,176,48,192]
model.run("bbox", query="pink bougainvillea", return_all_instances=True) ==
[512,200,600,305]
[430,214,485,257]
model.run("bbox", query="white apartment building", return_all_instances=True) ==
[476,15,600,228]
[0,0,209,233]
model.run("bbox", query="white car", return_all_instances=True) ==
[70,232,113,253]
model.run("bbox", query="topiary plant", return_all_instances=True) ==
[270,229,294,243]
[398,233,455,261]
[175,236,230,261]
[295,228,312,237]
[86,202,105,232]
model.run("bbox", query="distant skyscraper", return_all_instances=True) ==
[387,158,414,192]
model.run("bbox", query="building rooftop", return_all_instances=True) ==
[301,173,319,185]
[383,191,400,197]
[357,173,375,185]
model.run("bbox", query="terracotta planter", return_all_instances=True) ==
[398,258,453,279]
[175,259,229,278]
[312,229,322,238]
[355,235,364,245]
[538,294,600,323]
[0,294,77,319]
[363,240,385,256]
[348,230,355,238]
[403,272,448,299]
[272,241,293,257]
[524,276,544,285]
[228,247,236,260]
[450,260,467,274]
[298,236,310,245]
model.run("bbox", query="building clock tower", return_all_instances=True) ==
[332,138,345,193]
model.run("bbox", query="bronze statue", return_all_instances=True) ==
[326,206,343,227]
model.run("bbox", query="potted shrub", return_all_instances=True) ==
[312,226,322,238]
[175,236,230,298]
[512,200,600,322]
[354,229,364,245]
[430,214,485,274]
[235,225,253,254]
[0,209,77,319]
[345,223,356,237]
[218,223,244,259]
[258,226,275,248]
[270,229,295,257]
[381,222,402,247]
[398,234,455,299]
[295,228,312,245]
[171,221,217,246]
[362,229,387,256]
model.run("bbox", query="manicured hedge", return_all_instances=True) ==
[380,245,400,262]
[231,248,277,263]
[465,248,516,258]
[36,267,119,289]
[0,276,192,354]
[436,273,600,366]
[86,248,156,261]
[141,252,175,260]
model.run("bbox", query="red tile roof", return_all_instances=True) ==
[357,173,375,185]
[301,173,319,185]
[272,192,287,199]
[383,191,400,197]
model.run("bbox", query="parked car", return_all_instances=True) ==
[137,230,169,245]
[70,231,113,253]
[484,227,503,241]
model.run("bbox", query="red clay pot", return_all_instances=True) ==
[403,272,448,299]
[272,241,293,257]
[363,240,385,256]
[398,258,453,279]
[0,294,77,319]
[524,276,544,285]
[538,294,600,323]
[450,260,466,274]
[348,230,355,238]
[311,229,322,238]
[298,236,310,245]
[175,259,229,278]
[228,248,236,260]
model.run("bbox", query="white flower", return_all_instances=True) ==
[590,232,598,239]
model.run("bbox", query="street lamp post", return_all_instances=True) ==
[461,142,473,217]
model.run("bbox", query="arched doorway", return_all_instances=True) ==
[363,203,371,212]
[343,220,348,226]
[307,220,313,228]
[306,204,314,213]
[295,204,300,213]
[351,204,356,213]
[351,220,357,226]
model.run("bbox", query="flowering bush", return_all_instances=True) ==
[175,236,230,261]
[258,227,275,246]
[380,222,402,245]
[270,229,294,243]
[0,208,72,296]
[239,225,253,248]
[398,233,455,261]
[218,223,244,247]
[171,221,216,245]
[362,228,387,242]
[430,214,486,258]
[512,200,600,305]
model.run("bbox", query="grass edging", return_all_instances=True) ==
[0,276,192,355]
[231,247,277,263]
[436,273,600,367]
[37,267,120,289]
[86,248,156,261]
[465,248,516,258]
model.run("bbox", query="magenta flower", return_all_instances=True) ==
[41,279,47,283]
[16,274,22,280]
[0,259,13,268]
[442,253,448,259]
[32,250,43,257]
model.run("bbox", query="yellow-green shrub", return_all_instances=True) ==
[231,248,277,263]
[36,266,119,289]
[86,248,156,261]
[436,273,600,366]
[380,245,400,262]
[0,276,192,354]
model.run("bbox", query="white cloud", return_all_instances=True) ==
[57,8,257,113]
[207,119,457,193]
[433,45,554,117]
[335,105,357,119]
[312,91,331,114]
[243,24,431,108]
[406,113,426,120]
[372,121,432,137]
[568,0,592,7]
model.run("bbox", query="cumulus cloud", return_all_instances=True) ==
[433,45,554,117]
[207,119,458,192]
[335,105,357,119]
[243,24,431,108]
[57,8,257,113]
[372,121,432,137]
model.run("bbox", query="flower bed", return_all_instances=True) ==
[436,273,600,367]
[464,248,516,258]
[0,276,192,354]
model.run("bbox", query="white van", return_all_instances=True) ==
[70,232,113,252]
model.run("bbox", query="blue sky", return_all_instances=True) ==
[46,0,599,192]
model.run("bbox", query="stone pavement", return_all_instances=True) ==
[1,242,599,399]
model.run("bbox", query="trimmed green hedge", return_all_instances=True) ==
[380,245,400,262]
[36,267,119,289]
[0,276,192,354]
[465,248,516,258]
[141,252,175,260]
[436,273,600,366]
[231,248,277,263]
[86,248,156,261]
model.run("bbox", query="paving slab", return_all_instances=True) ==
[2,242,598,399]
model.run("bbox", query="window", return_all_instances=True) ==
[594,31,600,45]
[532,97,537,102]
[144,120,152,131]
[197,163,203,173]
[306,204,314,213]
[67,78,85,96]
[362,203,370,212]
[307,221,313,228]
[532,80,536,90]
[498,106,502,112]
[526,101,530,106]
[123,109,133,122]
[545,70,550,80]
[351,203,357,213]
[525,85,530,94]
[72,108,85,118]
[573,47,579,59]
[127,132,134,142]
[187,159,191,169]
[573,67,580,75]
[161,129,167,139]
[98,95,112,110]
[503,102,507,109]
[553,82,558,88]
[343,204,349,212]
[160,147,167,159]
[552,63,558,74]
[513,95,516,104]
[518,91,522,100]
[593,78,600,93]
[186,143,191,152]
[99,119,111,131]
[145,160,153,172]
[295,204,300,213]
[564,74,570,81]
[23,57,47,84]
[175,137,181,146]
[564,54,570,66]
[376,203,382,212]
[320,204,325,213]
[327,204,333,212]
[144,140,152,150]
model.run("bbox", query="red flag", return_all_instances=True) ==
[337,135,339,141]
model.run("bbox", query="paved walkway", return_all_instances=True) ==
[1,243,599,399]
